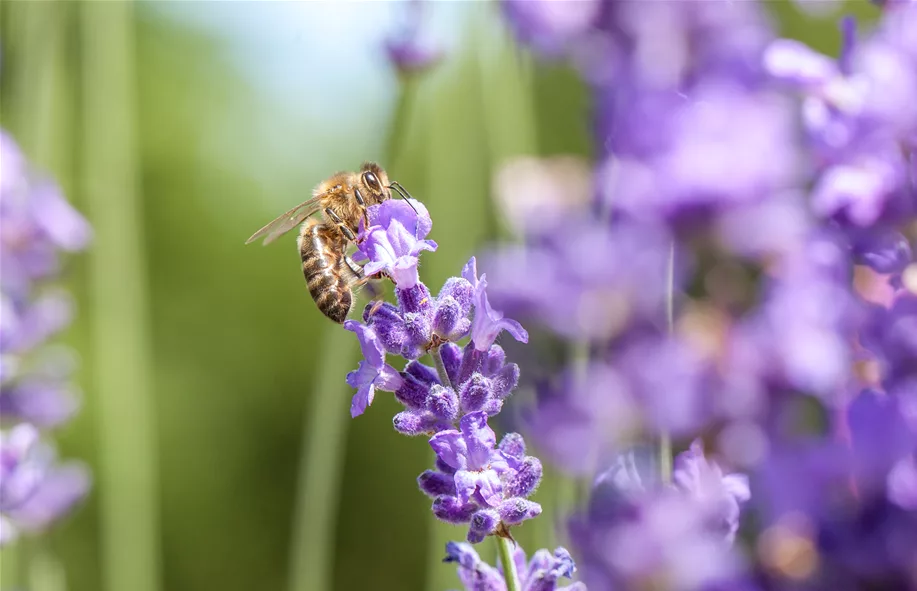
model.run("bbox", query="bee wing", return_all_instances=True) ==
[245,198,322,245]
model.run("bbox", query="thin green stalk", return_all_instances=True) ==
[287,80,417,591]
[496,536,520,591]
[430,346,453,389]
[658,241,676,484]
[286,326,355,591]
[80,3,161,591]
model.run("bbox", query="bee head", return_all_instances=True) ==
[358,162,391,205]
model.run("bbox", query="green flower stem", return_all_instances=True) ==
[430,345,453,389]
[659,240,676,484]
[496,536,520,591]
[287,80,417,591]
[80,3,162,591]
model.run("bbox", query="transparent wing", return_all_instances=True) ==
[245,198,322,245]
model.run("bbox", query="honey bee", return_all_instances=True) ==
[245,162,411,323]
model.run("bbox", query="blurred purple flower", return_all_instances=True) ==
[570,488,744,591]
[525,362,640,476]
[0,130,91,545]
[673,440,751,544]
[861,293,917,388]
[849,228,913,273]
[500,0,601,59]
[384,0,443,76]
[484,218,673,342]
[0,423,89,545]
[599,84,799,223]
[887,454,917,509]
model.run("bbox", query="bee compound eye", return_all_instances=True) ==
[362,171,382,193]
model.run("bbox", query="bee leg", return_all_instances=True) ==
[352,188,371,234]
[344,255,385,300]
[325,208,356,241]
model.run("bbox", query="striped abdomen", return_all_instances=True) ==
[298,220,356,324]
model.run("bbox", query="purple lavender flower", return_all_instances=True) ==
[392,342,521,435]
[429,412,511,507]
[0,423,90,545]
[462,257,528,352]
[444,541,585,591]
[423,414,542,543]
[344,320,404,417]
[0,130,92,545]
[356,199,436,290]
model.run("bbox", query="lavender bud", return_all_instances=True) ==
[439,276,474,310]
[482,399,504,416]
[491,363,520,399]
[402,311,432,359]
[393,410,445,436]
[394,373,430,409]
[459,373,491,413]
[506,456,543,498]
[418,469,457,497]
[467,508,500,543]
[498,432,526,458]
[439,342,463,384]
[432,296,470,341]
[497,498,542,525]
[365,302,408,355]
[404,360,439,386]
[483,345,506,374]
[435,455,457,475]
[457,344,485,385]
[433,495,477,524]
[427,384,459,421]
[397,283,433,314]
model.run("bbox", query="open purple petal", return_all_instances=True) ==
[430,429,468,471]
[7,463,90,532]
[350,383,375,418]
[459,411,497,470]
[344,321,385,368]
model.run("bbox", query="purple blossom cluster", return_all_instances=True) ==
[343,199,581,588]
[492,1,917,589]
[445,541,584,591]
[1,130,92,545]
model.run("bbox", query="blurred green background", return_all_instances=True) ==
[0,2,872,590]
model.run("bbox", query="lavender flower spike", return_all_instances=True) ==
[429,412,510,507]
[462,257,528,352]
[444,541,586,591]
[357,199,437,289]
[344,320,404,417]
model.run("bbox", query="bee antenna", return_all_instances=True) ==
[388,182,419,216]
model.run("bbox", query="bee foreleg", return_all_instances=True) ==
[325,208,356,241]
